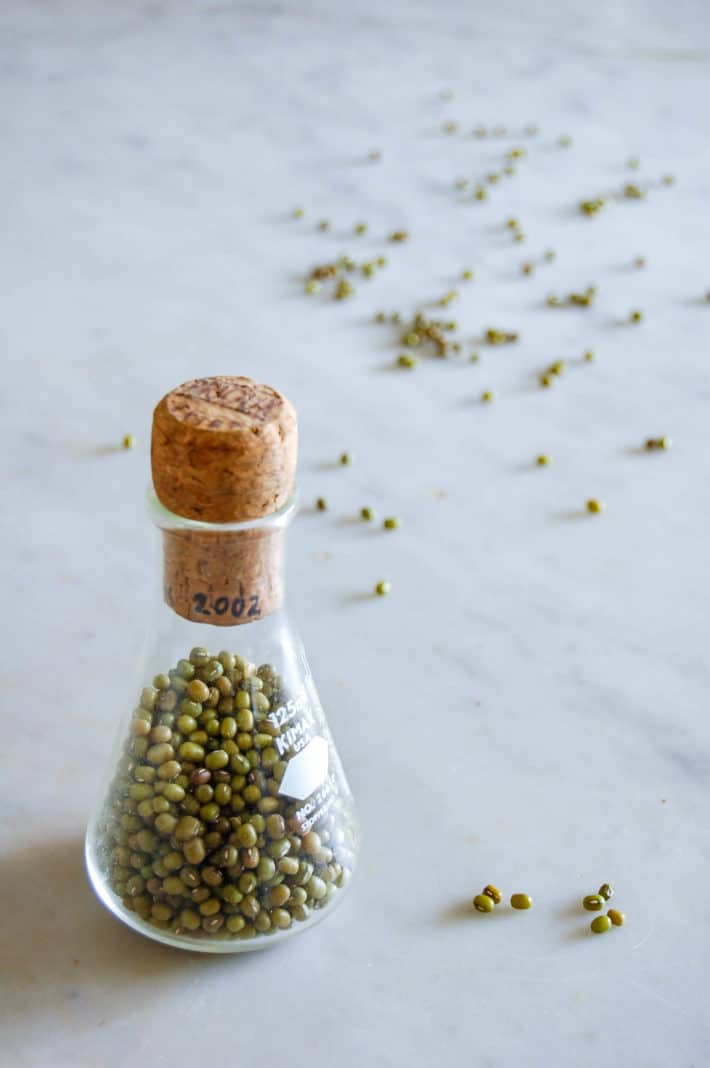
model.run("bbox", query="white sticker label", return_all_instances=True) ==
[270,680,338,830]
[278,736,329,801]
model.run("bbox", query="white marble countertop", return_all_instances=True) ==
[2,1,710,1064]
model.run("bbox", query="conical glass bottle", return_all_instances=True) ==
[86,376,359,952]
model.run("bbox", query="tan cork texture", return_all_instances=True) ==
[151,376,298,625]
[152,375,297,523]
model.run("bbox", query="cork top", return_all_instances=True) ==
[152,376,298,523]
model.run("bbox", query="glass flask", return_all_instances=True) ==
[85,376,359,952]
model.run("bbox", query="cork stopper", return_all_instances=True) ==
[151,377,298,625]
[152,375,297,523]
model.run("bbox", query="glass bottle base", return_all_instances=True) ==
[85,833,354,953]
[85,638,359,954]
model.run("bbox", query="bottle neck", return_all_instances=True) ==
[149,490,296,628]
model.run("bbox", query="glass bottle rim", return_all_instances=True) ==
[146,487,299,533]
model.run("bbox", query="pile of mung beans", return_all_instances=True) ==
[98,647,353,943]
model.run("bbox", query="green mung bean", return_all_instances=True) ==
[473,893,494,913]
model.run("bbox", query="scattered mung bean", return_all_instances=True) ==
[397,354,417,369]
[482,884,502,904]
[645,436,671,451]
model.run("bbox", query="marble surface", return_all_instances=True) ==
[2,1,710,1064]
